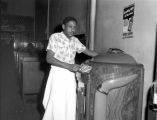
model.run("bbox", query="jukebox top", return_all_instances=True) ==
[93,48,136,64]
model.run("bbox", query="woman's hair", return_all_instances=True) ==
[62,16,78,25]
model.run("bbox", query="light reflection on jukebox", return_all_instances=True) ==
[77,52,144,120]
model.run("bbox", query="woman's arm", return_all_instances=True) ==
[46,50,80,72]
[82,48,98,57]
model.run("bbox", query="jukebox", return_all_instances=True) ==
[78,48,144,120]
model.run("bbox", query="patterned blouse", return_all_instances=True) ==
[47,32,86,64]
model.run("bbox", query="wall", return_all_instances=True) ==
[1,0,35,16]
[35,0,48,41]
[49,0,88,35]
[93,0,157,119]
[1,0,36,45]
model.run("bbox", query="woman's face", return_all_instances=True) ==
[62,20,77,38]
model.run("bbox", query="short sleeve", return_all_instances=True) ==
[46,34,58,53]
[75,39,86,53]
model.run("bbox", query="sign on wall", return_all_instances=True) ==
[123,3,135,39]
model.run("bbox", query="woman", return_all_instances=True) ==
[42,16,97,120]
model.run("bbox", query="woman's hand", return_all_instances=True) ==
[69,64,92,73]
[79,64,92,73]
[70,64,80,72]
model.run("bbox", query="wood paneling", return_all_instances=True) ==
[22,58,45,94]
[17,52,49,100]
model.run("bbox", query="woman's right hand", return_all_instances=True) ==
[70,64,80,72]
[79,64,92,73]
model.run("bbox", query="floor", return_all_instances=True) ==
[0,43,43,120]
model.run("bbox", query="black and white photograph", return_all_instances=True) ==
[0,0,157,120]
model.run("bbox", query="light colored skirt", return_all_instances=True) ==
[42,66,76,120]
